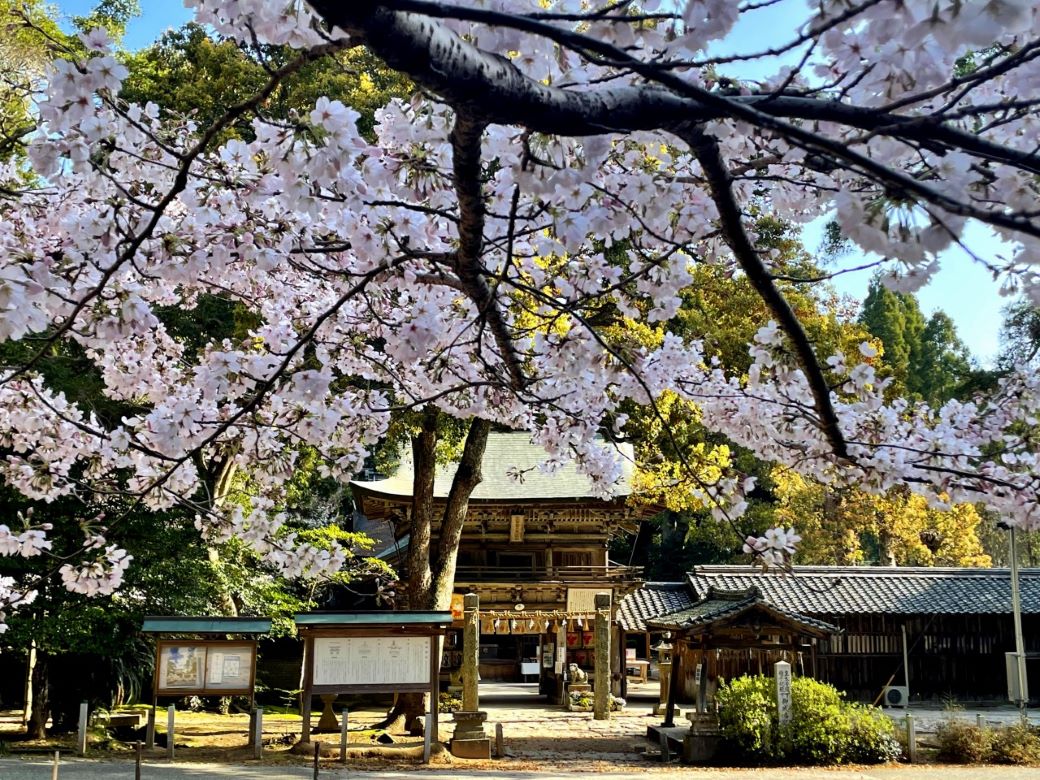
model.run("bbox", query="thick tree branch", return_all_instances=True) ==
[677,124,850,461]
[448,114,527,390]
[301,0,1040,308]
[308,2,1040,180]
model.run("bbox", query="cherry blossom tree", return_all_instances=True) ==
[1,0,1040,628]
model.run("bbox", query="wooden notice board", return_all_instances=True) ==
[153,640,258,698]
[295,612,452,745]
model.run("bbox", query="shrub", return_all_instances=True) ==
[715,674,899,766]
[715,675,776,761]
[988,722,1040,765]
[780,676,853,763]
[845,704,903,764]
[936,719,991,764]
[438,692,462,713]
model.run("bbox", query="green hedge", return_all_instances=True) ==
[715,674,901,765]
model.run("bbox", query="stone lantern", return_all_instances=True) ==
[651,632,673,716]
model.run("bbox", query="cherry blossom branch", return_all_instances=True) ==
[2,39,349,388]
[677,124,850,461]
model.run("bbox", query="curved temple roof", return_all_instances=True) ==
[351,433,637,504]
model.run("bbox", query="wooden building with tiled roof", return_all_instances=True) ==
[619,565,1040,703]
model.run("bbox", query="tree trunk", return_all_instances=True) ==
[25,652,49,739]
[430,418,491,606]
[376,414,490,735]
[406,407,439,610]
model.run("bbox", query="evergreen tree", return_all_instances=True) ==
[859,276,973,406]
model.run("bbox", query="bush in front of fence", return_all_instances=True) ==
[715,674,901,766]
[937,719,1040,765]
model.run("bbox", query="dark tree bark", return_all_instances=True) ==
[25,652,48,739]
[376,415,491,734]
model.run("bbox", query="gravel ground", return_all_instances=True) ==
[2,686,1037,778]
[1,758,1040,779]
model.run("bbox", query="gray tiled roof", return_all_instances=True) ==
[617,582,696,631]
[647,586,839,636]
[688,565,1040,615]
[351,433,636,502]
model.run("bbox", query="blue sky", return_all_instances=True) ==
[709,0,1010,365]
[53,0,1011,364]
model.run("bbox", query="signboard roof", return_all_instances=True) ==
[295,611,453,628]
[142,616,272,634]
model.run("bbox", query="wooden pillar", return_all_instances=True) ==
[611,622,623,696]
[429,634,439,741]
[556,620,568,705]
[619,629,628,698]
[664,638,682,728]
[301,635,313,741]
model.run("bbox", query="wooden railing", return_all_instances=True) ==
[453,564,641,582]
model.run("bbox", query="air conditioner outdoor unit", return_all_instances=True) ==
[882,685,909,707]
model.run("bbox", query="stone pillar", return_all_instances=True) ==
[462,593,479,712]
[775,660,792,725]
[452,593,491,759]
[593,592,611,720]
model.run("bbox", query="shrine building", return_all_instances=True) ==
[350,433,654,694]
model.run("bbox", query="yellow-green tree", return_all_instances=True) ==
[772,469,991,567]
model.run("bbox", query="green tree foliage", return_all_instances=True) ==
[70,0,139,40]
[858,275,974,406]
[119,24,412,144]
[998,298,1040,372]
[0,0,62,163]
[620,218,876,566]
[0,490,212,735]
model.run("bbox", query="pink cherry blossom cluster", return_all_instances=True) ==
[0,0,1037,628]
[744,527,803,569]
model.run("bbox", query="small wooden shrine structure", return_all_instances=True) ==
[647,587,839,724]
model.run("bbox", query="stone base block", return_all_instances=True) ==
[451,737,492,759]
[683,733,720,763]
[452,710,488,742]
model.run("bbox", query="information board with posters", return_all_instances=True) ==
[155,641,257,696]
[313,636,430,686]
